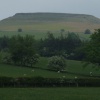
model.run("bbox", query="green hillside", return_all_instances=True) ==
[0,58,99,78]
[0,13,100,32]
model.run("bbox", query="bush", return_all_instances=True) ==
[47,56,66,71]
[18,28,22,32]
[0,51,12,64]
[84,29,91,34]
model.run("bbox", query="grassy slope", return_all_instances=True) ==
[0,88,100,100]
[0,63,76,78]
[0,58,100,78]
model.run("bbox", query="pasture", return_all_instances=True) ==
[0,30,91,40]
[0,58,100,78]
[0,88,100,100]
[0,63,75,78]
[0,21,99,32]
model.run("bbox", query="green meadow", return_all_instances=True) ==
[0,88,100,100]
[0,58,99,78]
[0,31,91,40]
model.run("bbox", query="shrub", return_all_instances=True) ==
[84,29,91,34]
[47,56,66,71]
[18,28,22,32]
[0,51,12,64]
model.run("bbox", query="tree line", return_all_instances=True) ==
[38,32,82,58]
[0,29,100,68]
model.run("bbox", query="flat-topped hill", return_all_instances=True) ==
[0,12,100,32]
[1,13,100,23]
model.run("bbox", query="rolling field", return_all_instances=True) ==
[0,63,75,78]
[0,58,99,78]
[0,21,100,32]
[0,31,47,39]
[0,88,100,100]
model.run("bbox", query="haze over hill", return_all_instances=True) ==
[0,13,100,32]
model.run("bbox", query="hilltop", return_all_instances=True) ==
[1,13,100,23]
[0,12,100,32]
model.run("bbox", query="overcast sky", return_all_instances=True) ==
[0,0,100,20]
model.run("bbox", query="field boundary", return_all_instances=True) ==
[0,76,100,88]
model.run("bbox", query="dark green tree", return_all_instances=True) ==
[9,35,39,67]
[60,29,65,34]
[84,29,91,34]
[38,32,82,59]
[18,28,22,32]
[40,32,56,56]
[65,32,82,55]
[84,29,100,65]
[0,36,9,50]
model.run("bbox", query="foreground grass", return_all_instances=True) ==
[0,88,100,100]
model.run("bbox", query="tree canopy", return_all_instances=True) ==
[84,29,100,65]
[9,35,39,67]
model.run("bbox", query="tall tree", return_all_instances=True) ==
[40,32,56,56]
[84,29,100,65]
[65,32,82,54]
[9,35,39,67]
[0,36,9,50]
